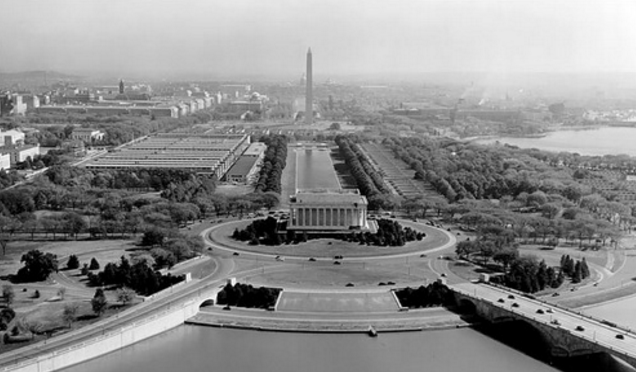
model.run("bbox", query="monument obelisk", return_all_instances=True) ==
[305,48,313,124]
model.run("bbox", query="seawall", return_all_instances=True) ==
[4,301,199,372]
[2,285,222,372]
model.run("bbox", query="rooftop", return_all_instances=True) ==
[291,189,367,205]
[226,156,258,176]
[243,142,267,156]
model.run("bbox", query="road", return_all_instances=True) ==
[452,282,636,358]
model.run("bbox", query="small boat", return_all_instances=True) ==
[367,326,378,337]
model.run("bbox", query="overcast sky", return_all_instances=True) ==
[2,0,636,79]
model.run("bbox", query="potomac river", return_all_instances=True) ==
[61,326,562,372]
[475,127,636,157]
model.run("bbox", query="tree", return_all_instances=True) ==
[89,257,100,270]
[2,285,14,307]
[581,257,590,279]
[62,303,79,328]
[141,228,166,247]
[493,247,519,271]
[66,255,80,270]
[572,261,583,283]
[22,319,43,340]
[16,250,59,282]
[329,122,341,130]
[62,212,87,239]
[91,288,108,316]
[117,287,135,306]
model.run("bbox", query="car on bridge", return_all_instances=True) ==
[575,326,585,331]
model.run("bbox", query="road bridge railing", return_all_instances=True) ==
[450,283,636,362]
[483,282,636,336]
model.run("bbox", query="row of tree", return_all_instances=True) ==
[395,282,453,308]
[254,135,287,193]
[86,256,184,296]
[491,256,565,294]
[344,219,424,247]
[335,135,390,197]
[216,283,281,309]
[559,255,591,284]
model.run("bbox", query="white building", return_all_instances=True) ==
[0,153,10,170]
[71,128,105,142]
[287,189,369,232]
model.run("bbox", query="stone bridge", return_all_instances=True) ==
[450,282,636,369]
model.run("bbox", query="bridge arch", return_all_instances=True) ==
[458,298,477,314]
[199,299,215,308]
[482,319,553,360]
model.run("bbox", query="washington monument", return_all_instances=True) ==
[305,48,313,124]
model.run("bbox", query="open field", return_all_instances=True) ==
[244,262,435,288]
[215,184,254,196]
[277,291,399,312]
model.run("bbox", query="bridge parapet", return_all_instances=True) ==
[449,283,636,367]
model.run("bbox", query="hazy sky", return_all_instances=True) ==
[2,0,636,79]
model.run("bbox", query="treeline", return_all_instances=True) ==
[383,136,579,202]
[139,228,205,268]
[491,257,564,293]
[8,111,216,147]
[345,219,424,247]
[395,282,453,308]
[45,165,216,193]
[335,135,390,197]
[233,217,281,245]
[86,255,184,296]
[0,170,23,190]
[490,254,591,294]
[216,282,281,309]
[559,255,590,284]
[254,135,287,193]
[233,218,422,247]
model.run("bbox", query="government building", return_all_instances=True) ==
[287,189,371,232]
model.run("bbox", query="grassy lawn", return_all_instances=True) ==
[1,300,138,354]
[215,184,254,196]
[210,219,449,258]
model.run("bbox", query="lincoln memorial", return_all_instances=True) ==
[287,189,369,232]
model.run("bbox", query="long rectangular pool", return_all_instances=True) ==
[296,148,341,190]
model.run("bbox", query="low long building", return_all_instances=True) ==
[83,133,250,178]
[224,156,260,183]
[287,189,369,232]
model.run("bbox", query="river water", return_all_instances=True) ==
[475,127,636,157]
[61,325,562,372]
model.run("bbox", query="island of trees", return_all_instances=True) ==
[232,217,424,247]
[216,282,281,309]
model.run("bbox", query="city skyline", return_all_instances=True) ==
[1,0,636,80]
